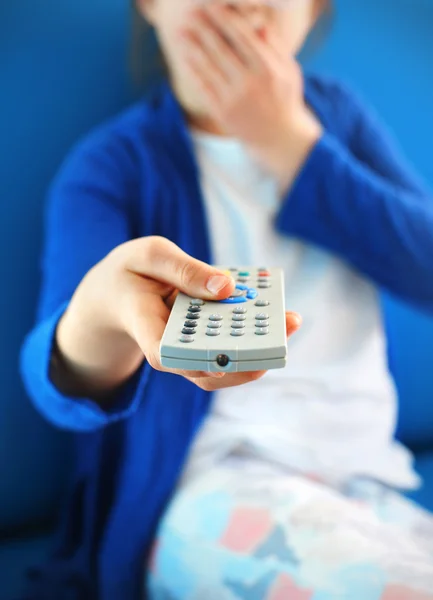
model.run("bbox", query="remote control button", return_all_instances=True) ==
[190,299,205,306]
[231,322,245,329]
[258,271,270,277]
[255,320,269,328]
[209,314,223,321]
[180,334,195,343]
[207,321,222,329]
[185,313,198,325]
[221,297,248,304]
[258,282,272,289]
[258,267,268,271]
[237,277,250,283]
[188,306,201,313]
[232,314,246,321]
[184,320,199,328]
[233,306,247,314]
[229,267,238,272]
[258,277,271,283]
[231,329,245,337]
[238,271,250,277]
[182,327,196,335]
[255,328,269,335]
[206,329,220,336]
[231,288,245,297]
[255,299,270,307]
[219,284,254,304]
[256,313,269,320]
[246,289,258,300]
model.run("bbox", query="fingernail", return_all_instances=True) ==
[208,372,225,378]
[206,275,232,295]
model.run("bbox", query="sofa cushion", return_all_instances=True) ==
[0,534,54,600]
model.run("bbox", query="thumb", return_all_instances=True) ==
[124,236,236,300]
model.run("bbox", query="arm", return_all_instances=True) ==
[20,130,149,432]
[21,128,278,433]
[275,86,433,312]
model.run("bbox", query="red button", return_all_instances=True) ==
[258,271,270,277]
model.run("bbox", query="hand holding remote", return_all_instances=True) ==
[161,267,297,374]
[53,237,301,400]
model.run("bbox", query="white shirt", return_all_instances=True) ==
[181,129,420,490]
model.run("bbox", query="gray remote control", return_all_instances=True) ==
[160,267,287,373]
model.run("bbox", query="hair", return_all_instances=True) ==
[130,2,163,86]
[130,0,334,87]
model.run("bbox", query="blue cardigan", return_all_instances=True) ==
[20,76,433,600]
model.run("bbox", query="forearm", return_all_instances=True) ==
[276,133,433,310]
[51,308,144,400]
[249,107,323,195]
[50,262,144,399]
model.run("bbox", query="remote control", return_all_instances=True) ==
[160,267,287,373]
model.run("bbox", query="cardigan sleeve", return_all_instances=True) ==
[276,83,433,312]
[20,129,152,432]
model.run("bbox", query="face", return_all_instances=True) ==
[137,0,323,113]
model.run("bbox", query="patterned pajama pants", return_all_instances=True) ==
[147,463,433,600]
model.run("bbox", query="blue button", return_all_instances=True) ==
[220,296,248,304]
[220,284,257,304]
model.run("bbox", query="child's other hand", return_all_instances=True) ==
[180,4,323,192]
[55,237,301,398]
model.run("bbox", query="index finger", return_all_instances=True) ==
[120,236,235,301]
[204,4,278,68]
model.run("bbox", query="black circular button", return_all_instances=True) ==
[216,354,230,367]
[185,320,199,328]
[188,306,202,313]
[182,327,196,335]
[186,312,201,320]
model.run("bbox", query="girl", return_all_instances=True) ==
[21,0,433,598]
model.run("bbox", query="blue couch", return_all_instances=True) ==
[1,1,432,598]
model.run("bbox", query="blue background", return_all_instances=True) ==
[0,0,433,596]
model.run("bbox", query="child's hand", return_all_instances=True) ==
[54,237,302,400]
[180,5,323,192]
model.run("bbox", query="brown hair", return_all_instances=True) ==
[130,0,334,86]
[130,2,163,85]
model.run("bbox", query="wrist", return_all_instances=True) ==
[251,109,323,194]
[54,272,142,397]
